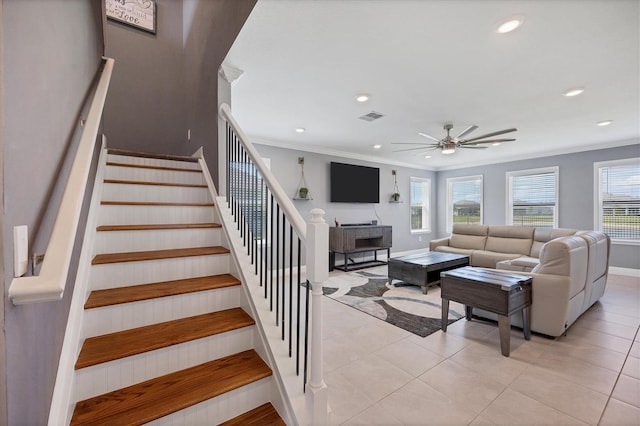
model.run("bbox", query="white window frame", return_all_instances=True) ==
[446,175,483,232]
[410,177,431,234]
[506,166,559,228]
[594,158,640,245]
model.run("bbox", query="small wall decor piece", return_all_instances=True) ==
[106,0,157,34]
[390,170,401,202]
[294,157,312,200]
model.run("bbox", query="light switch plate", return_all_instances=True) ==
[14,225,28,277]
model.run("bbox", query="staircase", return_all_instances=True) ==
[69,149,285,425]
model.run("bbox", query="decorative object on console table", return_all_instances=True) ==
[441,266,532,357]
[293,157,312,200]
[329,225,392,271]
[390,169,402,202]
[105,0,157,34]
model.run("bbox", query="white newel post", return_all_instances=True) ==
[305,208,330,425]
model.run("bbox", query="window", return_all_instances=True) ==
[229,158,271,240]
[594,158,640,243]
[506,167,558,228]
[410,177,431,233]
[447,175,483,232]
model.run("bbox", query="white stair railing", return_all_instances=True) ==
[9,57,114,305]
[219,103,329,425]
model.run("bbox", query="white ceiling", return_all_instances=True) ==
[224,0,640,170]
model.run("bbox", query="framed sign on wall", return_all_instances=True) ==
[105,0,157,34]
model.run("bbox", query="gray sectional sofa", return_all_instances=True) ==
[429,224,610,337]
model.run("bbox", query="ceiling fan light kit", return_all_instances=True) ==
[392,123,517,155]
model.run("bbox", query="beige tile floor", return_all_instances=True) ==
[322,270,640,425]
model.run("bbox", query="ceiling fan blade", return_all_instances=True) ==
[454,125,478,139]
[391,142,439,146]
[393,146,438,153]
[418,132,441,142]
[462,139,516,146]
[463,128,517,143]
[460,145,488,149]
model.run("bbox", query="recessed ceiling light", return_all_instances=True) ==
[424,155,432,159]
[295,127,305,133]
[597,120,613,126]
[492,142,502,146]
[562,87,585,97]
[373,144,382,149]
[355,94,370,103]
[497,17,523,33]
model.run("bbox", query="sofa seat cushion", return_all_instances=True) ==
[496,256,539,272]
[471,250,521,268]
[434,246,473,257]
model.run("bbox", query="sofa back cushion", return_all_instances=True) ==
[530,228,576,258]
[533,235,588,298]
[450,224,488,250]
[484,226,534,255]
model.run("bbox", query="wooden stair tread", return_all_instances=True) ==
[219,403,286,426]
[106,161,202,172]
[85,274,240,309]
[71,349,271,426]
[97,223,221,231]
[92,246,229,265]
[76,308,254,369]
[101,200,214,206]
[107,148,199,163]
[104,179,207,188]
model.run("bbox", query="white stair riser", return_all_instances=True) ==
[75,327,255,401]
[146,377,272,426]
[98,205,216,225]
[84,286,241,336]
[107,154,201,171]
[105,166,206,185]
[95,228,221,253]
[102,183,211,203]
[90,254,230,290]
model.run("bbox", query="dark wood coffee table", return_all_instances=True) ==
[388,252,469,294]
[440,266,532,357]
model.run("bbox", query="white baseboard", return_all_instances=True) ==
[609,267,640,278]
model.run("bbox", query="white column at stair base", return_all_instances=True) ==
[305,209,330,425]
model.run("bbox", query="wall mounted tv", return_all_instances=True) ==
[330,162,380,203]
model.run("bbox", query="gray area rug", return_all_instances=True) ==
[323,268,465,337]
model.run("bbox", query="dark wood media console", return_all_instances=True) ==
[329,225,392,271]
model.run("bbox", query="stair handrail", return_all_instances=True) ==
[219,103,307,243]
[8,57,115,305]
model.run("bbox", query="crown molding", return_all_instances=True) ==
[250,137,437,171]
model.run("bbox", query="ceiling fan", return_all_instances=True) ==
[392,124,517,155]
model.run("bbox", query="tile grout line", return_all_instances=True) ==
[596,324,640,425]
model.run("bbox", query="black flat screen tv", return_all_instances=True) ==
[330,162,380,203]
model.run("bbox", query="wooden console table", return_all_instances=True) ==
[329,225,392,271]
[440,266,532,357]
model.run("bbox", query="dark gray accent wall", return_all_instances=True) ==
[183,0,257,188]
[254,144,437,255]
[0,0,6,422]
[1,0,104,423]
[104,0,187,153]
[102,0,256,190]
[435,142,640,269]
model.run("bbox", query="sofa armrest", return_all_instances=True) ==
[429,237,450,251]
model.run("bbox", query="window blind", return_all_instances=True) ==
[510,170,557,228]
[599,162,640,241]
